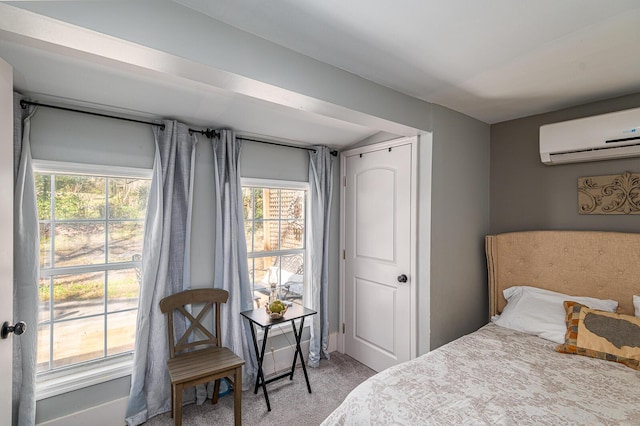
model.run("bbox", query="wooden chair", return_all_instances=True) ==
[159,289,244,426]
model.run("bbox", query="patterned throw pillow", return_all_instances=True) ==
[556,301,640,371]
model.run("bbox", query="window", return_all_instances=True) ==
[243,180,307,308]
[35,164,150,377]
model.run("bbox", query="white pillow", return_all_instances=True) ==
[634,295,640,317]
[492,286,618,344]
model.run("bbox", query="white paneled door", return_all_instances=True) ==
[343,138,417,372]
[0,57,14,426]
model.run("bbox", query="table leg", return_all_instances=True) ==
[290,317,312,393]
[289,319,298,380]
[247,320,272,411]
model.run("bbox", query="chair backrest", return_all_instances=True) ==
[159,288,229,359]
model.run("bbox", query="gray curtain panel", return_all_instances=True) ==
[12,93,39,426]
[307,146,334,367]
[126,121,197,426]
[210,130,257,389]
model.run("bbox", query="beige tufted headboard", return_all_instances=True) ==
[486,231,640,317]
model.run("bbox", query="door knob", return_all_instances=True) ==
[1,321,27,339]
[397,274,408,283]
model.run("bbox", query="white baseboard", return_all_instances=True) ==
[37,396,128,426]
[36,332,338,426]
[328,331,338,353]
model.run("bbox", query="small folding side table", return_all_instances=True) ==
[240,304,317,411]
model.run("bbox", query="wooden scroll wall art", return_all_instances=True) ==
[578,171,640,215]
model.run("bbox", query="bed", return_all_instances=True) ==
[323,231,640,425]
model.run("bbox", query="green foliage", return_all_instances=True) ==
[54,175,105,220]
[108,178,150,219]
[35,174,150,221]
[242,187,264,219]
[35,174,51,220]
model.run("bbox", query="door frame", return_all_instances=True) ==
[338,136,419,361]
[0,56,13,426]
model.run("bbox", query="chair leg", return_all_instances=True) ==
[212,379,221,405]
[234,367,242,426]
[170,385,174,418]
[174,384,183,426]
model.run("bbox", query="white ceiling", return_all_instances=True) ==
[1,0,640,150]
[177,0,640,123]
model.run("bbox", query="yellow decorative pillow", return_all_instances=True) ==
[556,301,640,371]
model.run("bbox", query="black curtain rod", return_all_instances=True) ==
[238,136,338,157]
[20,100,165,130]
[21,100,337,156]
[187,130,337,156]
[188,128,219,139]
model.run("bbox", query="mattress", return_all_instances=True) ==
[322,323,640,425]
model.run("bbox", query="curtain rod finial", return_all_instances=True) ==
[204,129,220,139]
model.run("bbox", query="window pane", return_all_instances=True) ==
[263,188,279,219]
[244,221,254,252]
[107,310,137,356]
[37,324,50,372]
[250,255,277,308]
[253,221,270,252]
[242,187,252,220]
[108,178,150,219]
[54,175,105,220]
[107,269,140,312]
[36,174,51,220]
[53,316,104,368]
[281,189,304,219]
[108,222,144,263]
[54,223,105,267]
[280,254,304,305]
[253,188,264,219]
[40,223,51,268]
[53,272,105,320]
[281,220,304,249]
[39,276,51,323]
[261,220,280,251]
[251,255,277,287]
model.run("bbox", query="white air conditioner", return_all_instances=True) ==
[539,107,640,165]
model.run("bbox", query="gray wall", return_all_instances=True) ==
[429,105,491,350]
[490,92,640,234]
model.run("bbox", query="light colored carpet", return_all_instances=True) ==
[145,352,375,426]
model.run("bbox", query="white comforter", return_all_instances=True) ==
[322,323,640,425]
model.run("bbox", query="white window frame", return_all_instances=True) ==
[242,178,310,339]
[33,160,152,399]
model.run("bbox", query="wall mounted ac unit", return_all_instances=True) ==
[540,107,640,165]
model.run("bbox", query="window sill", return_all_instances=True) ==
[36,354,133,400]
